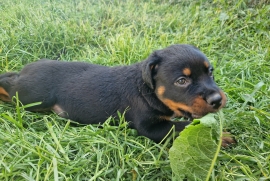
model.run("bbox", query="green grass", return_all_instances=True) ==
[0,0,269,180]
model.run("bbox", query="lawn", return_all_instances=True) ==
[0,0,269,180]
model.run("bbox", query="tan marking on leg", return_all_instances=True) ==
[222,132,236,147]
[0,87,10,102]
[183,68,191,76]
[52,104,69,118]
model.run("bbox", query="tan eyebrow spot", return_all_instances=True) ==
[183,68,191,76]
[204,61,209,68]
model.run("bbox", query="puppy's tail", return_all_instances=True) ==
[0,72,19,102]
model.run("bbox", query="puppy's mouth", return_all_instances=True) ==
[178,109,193,121]
[178,109,204,121]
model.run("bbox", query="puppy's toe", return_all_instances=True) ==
[221,132,236,147]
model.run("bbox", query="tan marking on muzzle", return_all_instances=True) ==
[157,86,165,97]
[162,98,193,117]
[219,90,227,108]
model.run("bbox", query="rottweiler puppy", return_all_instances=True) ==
[0,44,229,143]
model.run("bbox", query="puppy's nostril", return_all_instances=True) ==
[206,93,222,108]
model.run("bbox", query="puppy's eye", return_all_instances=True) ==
[209,68,214,78]
[175,78,187,85]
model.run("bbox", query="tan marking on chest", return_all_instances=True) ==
[52,104,69,118]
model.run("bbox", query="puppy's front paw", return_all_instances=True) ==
[221,132,236,147]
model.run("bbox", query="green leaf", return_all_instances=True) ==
[169,117,221,181]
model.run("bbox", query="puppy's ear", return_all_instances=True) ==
[142,51,160,89]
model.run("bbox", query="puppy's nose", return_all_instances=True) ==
[206,93,222,109]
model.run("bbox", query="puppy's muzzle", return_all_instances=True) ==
[206,92,223,109]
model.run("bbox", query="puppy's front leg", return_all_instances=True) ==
[137,119,191,143]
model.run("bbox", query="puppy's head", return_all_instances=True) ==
[142,44,226,119]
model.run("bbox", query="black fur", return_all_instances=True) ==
[0,44,226,143]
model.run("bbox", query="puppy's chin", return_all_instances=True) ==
[178,109,215,121]
[191,109,221,120]
[191,114,204,119]
[177,109,193,121]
